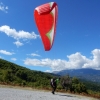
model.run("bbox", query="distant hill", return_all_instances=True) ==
[53,68,100,82]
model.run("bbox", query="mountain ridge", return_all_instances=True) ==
[53,68,100,82]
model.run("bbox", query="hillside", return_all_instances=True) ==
[0,58,53,88]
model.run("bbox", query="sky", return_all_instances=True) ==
[0,0,100,72]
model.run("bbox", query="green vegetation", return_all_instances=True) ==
[0,58,100,98]
[0,58,53,88]
[81,79,100,98]
[59,75,87,93]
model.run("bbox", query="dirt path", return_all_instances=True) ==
[0,86,99,100]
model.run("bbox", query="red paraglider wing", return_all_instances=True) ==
[34,2,58,51]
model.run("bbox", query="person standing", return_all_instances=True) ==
[50,78,60,94]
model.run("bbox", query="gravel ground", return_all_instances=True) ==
[0,87,99,100]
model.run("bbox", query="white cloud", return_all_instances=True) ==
[0,50,14,55]
[45,70,51,73]
[11,58,17,61]
[0,25,39,40]
[83,49,100,69]
[0,2,8,13]
[0,25,40,47]
[13,40,23,47]
[24,49,100,71]
[28,53,41,57]
[31,53,40,57]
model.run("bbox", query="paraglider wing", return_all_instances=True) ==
[34,2,58,51]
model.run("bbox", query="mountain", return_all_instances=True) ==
[53,68,100,82]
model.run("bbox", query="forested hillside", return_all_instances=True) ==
[0,58,53,88]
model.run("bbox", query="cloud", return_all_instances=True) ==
[0,50,14,55]
[0,25,39,40]
[11,58,17,61]
[13,40,23,47]
[45,70,51,73]
[0,25,40,47]
[24,49,100,71]
[83,49,100,69]
[0,2,8,13]
[27,53,41,57]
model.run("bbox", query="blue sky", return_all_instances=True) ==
[0,0,100,72]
